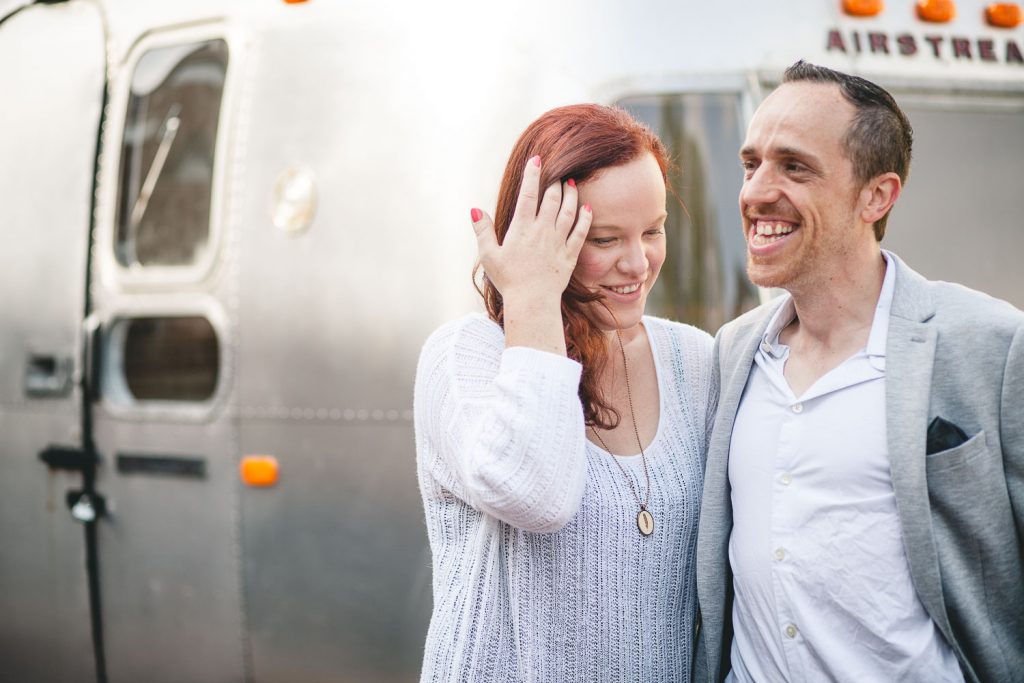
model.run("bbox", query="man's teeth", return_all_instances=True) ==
[754,222,795,236]
[609,284,640,294]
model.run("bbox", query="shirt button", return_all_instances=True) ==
[785,624,798,639]
[791,403,803,413]
[774,548,786,561]
[761,341,772,354]
[780,473,793,485]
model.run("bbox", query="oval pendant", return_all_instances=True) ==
[637,509,654,536]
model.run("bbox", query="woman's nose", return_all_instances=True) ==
[617,242,648,275]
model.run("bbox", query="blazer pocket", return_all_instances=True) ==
[924,429,987,474]
[924,426,1022,682]
[925,428,1002,536]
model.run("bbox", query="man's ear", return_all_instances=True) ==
[860,172,902,224]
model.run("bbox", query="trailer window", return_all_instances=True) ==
[106,316,220,402]
[114,39,228,268]
[618,93,759,332]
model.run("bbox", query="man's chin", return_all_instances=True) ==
[747,261,791,290]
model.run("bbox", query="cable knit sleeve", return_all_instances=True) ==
[414,315,588,533]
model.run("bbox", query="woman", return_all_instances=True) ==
[414,104,715,682]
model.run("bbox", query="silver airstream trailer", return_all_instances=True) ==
[1,0,1021,680]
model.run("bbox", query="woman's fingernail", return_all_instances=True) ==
[583,203,591,212]
[471,208,483,222]
[530,155,541,167]
[567,178,576,188]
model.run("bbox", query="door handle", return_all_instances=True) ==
[39,445,96,471]
[38,447,108,522]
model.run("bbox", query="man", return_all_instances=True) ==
[695,61,1024,682]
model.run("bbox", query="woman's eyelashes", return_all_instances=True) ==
[588,227,664,246]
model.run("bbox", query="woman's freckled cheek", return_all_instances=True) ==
[573,257,607,287]
[575,250,605,271]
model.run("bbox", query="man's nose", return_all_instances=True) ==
[740,164,782,208]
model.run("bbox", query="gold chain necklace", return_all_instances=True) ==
[589,327,654,537]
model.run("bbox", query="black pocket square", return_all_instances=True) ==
[926,416,968,455]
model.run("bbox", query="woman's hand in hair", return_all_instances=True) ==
[472,156,592,355]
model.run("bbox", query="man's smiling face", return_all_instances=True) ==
[739,82,869,293]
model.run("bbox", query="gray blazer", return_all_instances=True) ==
[694,253,1024,683]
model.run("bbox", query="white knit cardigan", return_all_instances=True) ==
[414,313,715,682]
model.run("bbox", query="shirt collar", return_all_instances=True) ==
[758,297,795,360]
[865,250,896,367]
[757,251,895,368]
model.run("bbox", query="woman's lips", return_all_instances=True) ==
[601,282,645,301]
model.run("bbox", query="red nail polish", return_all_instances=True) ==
[471,208,483,222]
[567,178,576,188]
[583,203,591,212]
[530,155,541,167]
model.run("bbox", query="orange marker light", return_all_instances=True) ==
[843,0,884,17]
[283,0,309,4]
[986,2,1022,26]
[917,0,957,22]
[241,455,279,487]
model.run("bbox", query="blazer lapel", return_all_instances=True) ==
[698,298,785,677]
[884,255,954,642]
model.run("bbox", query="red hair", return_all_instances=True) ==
[479,104,670,429]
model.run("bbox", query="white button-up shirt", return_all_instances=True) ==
[726,252,963,682]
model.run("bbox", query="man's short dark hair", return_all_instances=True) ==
[782,60,913,241]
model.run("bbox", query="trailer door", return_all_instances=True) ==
[86,28,246,683]
[0,2,106,681]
